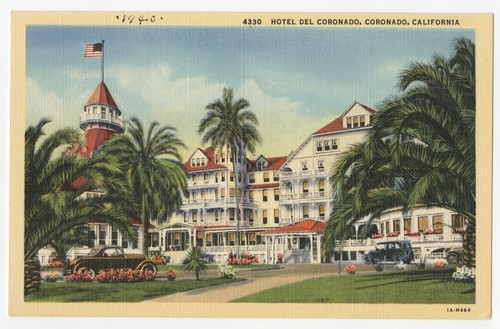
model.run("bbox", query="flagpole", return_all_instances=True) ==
[101,40,105,81]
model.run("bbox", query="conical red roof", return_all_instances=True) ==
[86,81,118,108]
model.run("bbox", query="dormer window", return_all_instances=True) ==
[201,158,205,166]
[316,141,323,152]
[324,140,330,151]
[191,159,196,166]
[346,115,367,129]
[332,139,338,150]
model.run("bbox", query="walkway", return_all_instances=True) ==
[148,264,366,303]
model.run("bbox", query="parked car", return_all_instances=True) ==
[66,245,157,278]
[362,240,414,265]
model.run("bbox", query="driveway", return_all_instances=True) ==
[148,264,370,303]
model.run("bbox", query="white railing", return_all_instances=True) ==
[280,169,331,179]
[203,245,266,252]
[80,113,125,129]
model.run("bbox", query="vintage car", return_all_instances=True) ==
[66,245,157,277]
[362,240,415,265]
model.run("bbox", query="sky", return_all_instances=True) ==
[26,26,474,160]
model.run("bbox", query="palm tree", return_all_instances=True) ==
[25,118,135,261]
[183,246,208,280]
[101,117,187,255]
[198,87,262,257]
[324,38,476,266]
[50,225,95,261]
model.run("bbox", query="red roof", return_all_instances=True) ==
[184,147,227,172]
[313,116,344,135]
[78,128,116,157]
[258,219,326,235]
[361,104,377,114]
[86,81,118,108]
[247,183,280,190]
[248,156,287,172]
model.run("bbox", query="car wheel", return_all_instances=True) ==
[362,254,373,265]
[76,265,95,278]
[393,253,403,263]
[140,263,157,276]
[447,253,460,265]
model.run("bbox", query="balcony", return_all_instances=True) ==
[80,113,125,133]
[280,169,331,179]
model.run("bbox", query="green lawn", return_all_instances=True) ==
[233,268,475,304]
[25,278,242,303]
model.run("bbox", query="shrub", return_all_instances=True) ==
[94,269,155,283]
[44,272,59,282]
[452,266,476,283]
[344,265,357,274]
[166,269,176,281]
[219,264,238,279]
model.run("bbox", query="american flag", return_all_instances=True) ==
[84,43,103,57]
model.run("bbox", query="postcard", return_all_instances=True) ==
[9,11,492,320]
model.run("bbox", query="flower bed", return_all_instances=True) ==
[433,261,447,268]
[344,265,357,274]
[453,226,466,234]
[423,229,443,235]
[404,231,421,237]
[95,269,155,283]
[47,260,64,268]
[387,231,400,237]
[65,272,93,283]
[166,269,176,281]
[227,253,259,265]
[371,233,384,239]
[452,266,476,283]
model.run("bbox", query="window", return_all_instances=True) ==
[215,189,219,199]
[215,173,219,183]
[98,224,106,245]
[192,175,198,182]
[346,117,352,129]
[249,233,256,245]
[229,209,235,221]
[88,225,96,248]
[404,217,411,231]
[249,211,254,224]
[206,233,213,247]
[257,161,265,171]
[228,232,235,246]
[360,116,366,127]
[273,171,279,181]
[230,171,234,182]
[121,233,129,249]
[386,223,390,235]
[151,233,159,248]
[215,209,220,221]
[418,216,428,231]
[302,162,308,170]
[201,190,206,199]
[262,189,268,202]
[191,159,196,166]
[319,204,326,218]
[319,179,325,192]
[274,188,279,201]
[192,211,198,222]
[192,191,197,200]
[452,214,466,228]
[432,215,443,230]
[203,173,209,181]
[221,153,225,163]
[221,188,225,198]
[249,173,255,183]
[302,181,309,193]
[221,172,226,182]
[318,160,324,169]
[302,205,309,219]
[393,219,401,232]
[353,117,359,128]
[111,227,118,245]
[201,158,205,166]
[324,140,330,151]
[262,210,268,224]
[229,188,235,197]
[249,190,254,200]
[263,172,270,182]
[196,158,201,166]
[316,141,323,152]
[238,172,241,183]
[274,209,279,224]
[332,139,338,150]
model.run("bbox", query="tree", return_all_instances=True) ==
[198,87,262,257]
[101,117,187,255]
[324,38,476,266]
[25,118,135,261]
[183,246,208,280]
[50,226,95,261]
